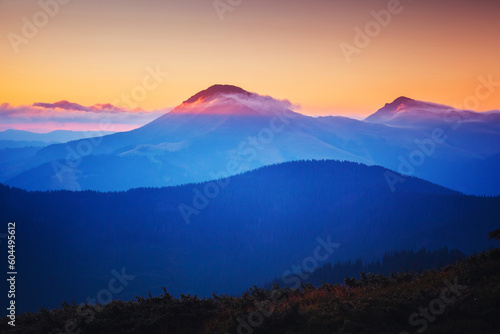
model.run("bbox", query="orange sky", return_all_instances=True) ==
[1,0,499,117]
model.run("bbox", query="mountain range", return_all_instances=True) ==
[2,84,500,195]
[0,129,115,147]
[1,159,498,313]
[1,85,499,313]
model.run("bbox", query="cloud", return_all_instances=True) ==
[229,92,300,113]
[0,102,169,133]
[32,101,141,113]
[0,92,300,133]
[173,90,300,116]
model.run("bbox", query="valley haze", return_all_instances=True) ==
[2,84,499,196]
[1,85,499,333]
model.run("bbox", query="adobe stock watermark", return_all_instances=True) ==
[340,0,411,64]
[178,108,296,225]
[8,0,73,55]
[385,74,499,192]
[280,236,341,289]
[53,267,135,334]
[213,0,244,21]
[51,64,168,191]
[111,64,169,110]
[450,74,500,126]
[228,236,340,334]
[399,277,467,334]
[384,128,447,192]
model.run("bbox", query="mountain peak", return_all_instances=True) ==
[365,96,421,123]
[380,96,416,113]
[389,96,415,105]
[364,96,477,125]
[183,84,253,104]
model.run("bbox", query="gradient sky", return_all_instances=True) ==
[1,0,500,122]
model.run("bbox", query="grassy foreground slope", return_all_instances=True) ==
[1,247,499,334]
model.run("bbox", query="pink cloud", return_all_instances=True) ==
[0,102,168,132]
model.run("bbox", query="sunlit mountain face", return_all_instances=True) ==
[2,85,500,195]
[164,85,284,118]
[365,96,500,126]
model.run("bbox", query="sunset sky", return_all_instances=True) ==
[1,0,499,129]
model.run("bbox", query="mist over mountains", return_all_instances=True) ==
[2,85,499,195]
[1,85,499,317]
[0,129,115,145]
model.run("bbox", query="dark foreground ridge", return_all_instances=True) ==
[1,248,499,334]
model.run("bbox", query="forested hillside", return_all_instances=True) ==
[1,160,498,313]
[1,248,499,334]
